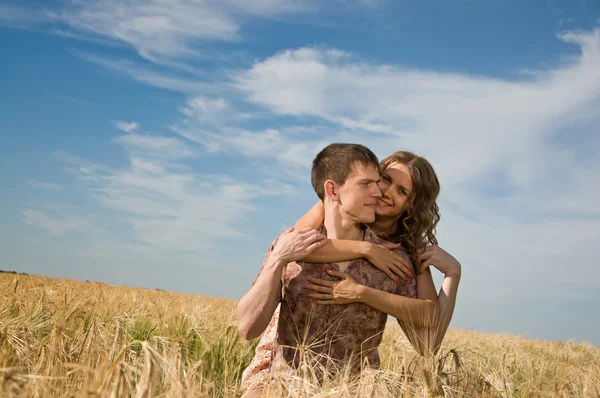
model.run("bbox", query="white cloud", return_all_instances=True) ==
[0,3,43,26]
[22,208,88,236]
[113,133,196,159]
[221,29,600,301]
[27,180,63,191]
[44,0,313,62]
[63,26,600,289]
[52,123,295,253]
[180,96,233,125]
[114,121,139,133]
[232,30,600,201]
[11,0,600,312]
[74,52,216,94]
[5,0,600,345]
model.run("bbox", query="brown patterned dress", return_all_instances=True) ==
[241,226,417,391]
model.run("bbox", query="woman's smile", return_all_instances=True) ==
[376,198,392,207]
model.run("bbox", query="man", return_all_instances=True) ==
[237,143,434,394]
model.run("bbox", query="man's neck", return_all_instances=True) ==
[323,200,364,241]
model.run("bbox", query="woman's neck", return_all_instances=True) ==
[369,216,398,238]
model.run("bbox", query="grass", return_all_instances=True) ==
[0,272,598,397]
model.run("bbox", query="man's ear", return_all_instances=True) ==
[324,180,339,201]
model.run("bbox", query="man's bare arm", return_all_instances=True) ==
[237,227,327,340]
[237,255,287,340]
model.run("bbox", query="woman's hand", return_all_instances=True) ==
[271,227,327,263]
[303,270,364,305]
[365,243,415,282]
[418,245,461,277]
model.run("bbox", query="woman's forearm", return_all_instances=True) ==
[398,268,439,356]
[357,285,438,329]
[431,271,460,353]
[302,239,370,263]
[295,201,325,230]
[401,270,460,355]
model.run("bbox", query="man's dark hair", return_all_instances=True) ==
[311,143,380,200]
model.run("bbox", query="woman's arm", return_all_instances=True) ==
[432,270,460,352]
[304,240,414,281]
[418,246,461,354]
[306,270,437,329]
[295,201,414,281]
[295,201,325,230]
[306,265,456,357]
[397,267,438,356]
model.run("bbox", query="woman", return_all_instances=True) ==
[298,150,461,355]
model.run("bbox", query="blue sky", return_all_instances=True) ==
[1,0,599,346]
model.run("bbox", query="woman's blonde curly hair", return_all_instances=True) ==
[380,151,441,264]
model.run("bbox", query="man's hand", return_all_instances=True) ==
[418,245,461,277]
[304,270,364,305]
[364,243,414,282]
[270,227,327,263]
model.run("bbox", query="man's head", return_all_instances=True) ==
[311,143,381,224]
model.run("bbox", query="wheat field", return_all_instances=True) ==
[0,272,598,397]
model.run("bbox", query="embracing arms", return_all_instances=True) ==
[236,228,326,340]
[296,201,436,330]
[307,269,438,329]
[306,249,461,355]
[297,201,461,355]
[295,201,414,281]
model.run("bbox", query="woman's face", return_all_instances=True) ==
[375,162,413,219]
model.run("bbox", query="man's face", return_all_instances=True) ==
[335,162,382,224]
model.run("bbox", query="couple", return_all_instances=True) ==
[237,143,461,395]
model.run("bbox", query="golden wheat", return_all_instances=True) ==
[0,273,598,397]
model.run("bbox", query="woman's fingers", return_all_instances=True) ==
[389,264,410,281]
[383,267,402,283]
[380,242,401,250]
[304,284,331,293]
[399,260,416,276]
[306,293,333,300]
[418,250,434,263]
[418,246,435,259]
[325,270,347,279]
[392,258,413,275]
[315,300,337,305]
[306,277,334,287]
[416,262,430,274]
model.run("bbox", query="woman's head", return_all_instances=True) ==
[376,151,441,259]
